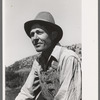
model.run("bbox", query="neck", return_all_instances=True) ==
[41,45,54,61]
[41,43,60,61]
[38,45,55,71]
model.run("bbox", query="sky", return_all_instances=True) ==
[3,0,81,66]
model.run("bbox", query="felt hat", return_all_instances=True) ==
[24,11,63,42]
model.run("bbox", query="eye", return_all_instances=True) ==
[30,32,35,37]
[36,30,44,35]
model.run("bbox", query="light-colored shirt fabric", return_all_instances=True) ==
[15,45,82,100]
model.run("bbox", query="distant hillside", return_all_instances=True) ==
[5,43,82,100]
[6,55,37,72]
[66,43,81,59]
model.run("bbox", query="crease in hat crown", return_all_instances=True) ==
[34,12,55,24]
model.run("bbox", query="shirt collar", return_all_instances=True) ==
[50,44,62,61]
[36,44,62,63]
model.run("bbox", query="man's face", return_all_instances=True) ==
[30,27,52,52]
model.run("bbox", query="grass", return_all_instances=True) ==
[5,67,31,100]
[6,87,20,100]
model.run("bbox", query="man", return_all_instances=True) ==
[15,11,82,100]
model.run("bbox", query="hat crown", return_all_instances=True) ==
[35,12,55,24]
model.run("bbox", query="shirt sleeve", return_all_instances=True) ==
[15,60,41,100]
[54,56,82,100]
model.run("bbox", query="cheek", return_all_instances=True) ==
[40,34,51,42]
[45,38,52,47]
[42,36,52,46]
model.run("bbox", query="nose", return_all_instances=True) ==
[31,33,39,45]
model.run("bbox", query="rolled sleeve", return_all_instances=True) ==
[15,60,41,100]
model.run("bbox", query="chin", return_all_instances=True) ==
[36,50,42,52]
[35,48,44,52]
[35,49,42,52]
[35,46,49,52]
[35,48,48,52]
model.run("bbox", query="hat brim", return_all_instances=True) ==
[24,20,63,42]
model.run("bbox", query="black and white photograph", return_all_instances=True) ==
[3,0,98,100]
[4,0,81,100]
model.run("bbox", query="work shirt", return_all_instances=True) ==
[15,45,82,100]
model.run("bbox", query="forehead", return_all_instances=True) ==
[30,24,50,34]
[30,27,45,32]
[31,24,46,31]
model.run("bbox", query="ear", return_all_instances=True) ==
[51,31,58,40]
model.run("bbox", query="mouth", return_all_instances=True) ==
[34,43,43,47]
